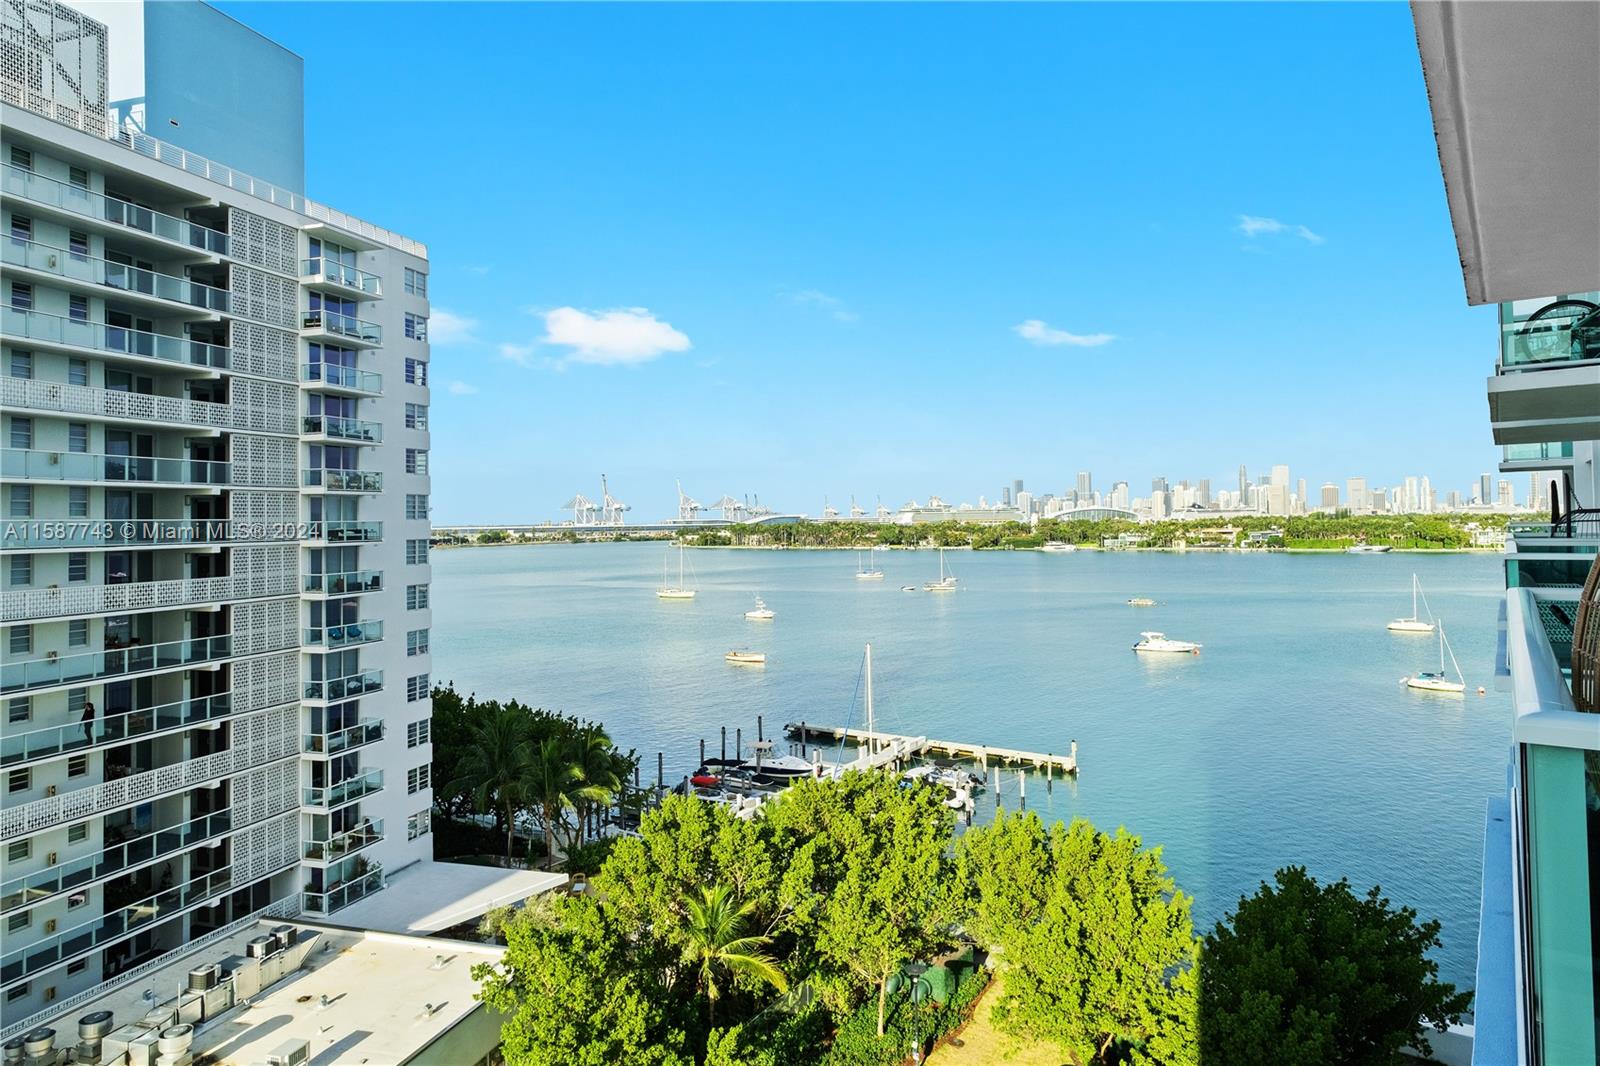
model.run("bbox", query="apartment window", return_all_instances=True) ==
[405,494,429,520]
[67,753,88,778]
[9,213,31,241]
[406,584,429,610]
[8,485,32,518]
[68,358,87,386]
[9,282,32,310]
[68,487,88,517]
[8,625,32,656]
[10,146,32,170]
[67,423,88,453]
[407,811,431,840]
[404,403,428,430]
[6,911,30,934]
[406,628,429,656]
[8,556,33,588]
[406,539,429,565]
[67,822,88,844]
[7,697,29,724]
[10,416,32,448]
[67,553,87,583]
[67,958,87,976]
[403,267,427,296]
[68,229,88,260]
[68,620,88,649]
[68,293,88,322]
[407,765,431,794]
[407,718,431,748]
[404,313,428,341]
[8,350,31,379]
[68,166,88,189]
[406,673,430,702]
[6,840,28,862]
[67,689,85,716]
[405,449,428,475]
[404,358,427,386]
[6,768,30,794]
[4,982,29,1002]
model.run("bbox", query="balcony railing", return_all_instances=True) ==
[1503,441,1575,463]
[306,521,382,545]
[1,307,230,369]
[1,163,229,254]
[303,819,383,863]
[0,519,294,551]
[1,568,299,622]
[302,414,382,442]
[0,693,232,767]
[301,309,381,345]
[303,620,383,650]
[302,718,384,757]
[303,670,383,703]
[0,807,232,913]
[1,449,229,486]
[2,377,290,435]
[3,238,229,312]
[0,634,232,694]
[301,363,382,394]
[302,570,382,595]
[302,769,384,810]
[303,468,382,493]
[0,866,235,985]
[301,259,381,298]
[301,866,384,915]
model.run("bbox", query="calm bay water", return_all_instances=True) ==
[431,542,1510,990]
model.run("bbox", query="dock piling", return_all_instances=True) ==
[700,739,706,768]
[757,715,763,743]
[721,726,727,763]
[799,721,807,758]
[736,728,742,762]
[657,752,663,790]
[1018,769,1026,810]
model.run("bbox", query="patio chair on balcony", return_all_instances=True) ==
[1574,555,1600,713]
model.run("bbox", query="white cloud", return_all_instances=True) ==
[539,307,690,366]
[498,343,536,366]
[446,380,479,395]
[788,288,859,322]
[429,309,479,345]
[1012,319,1116,348]
[1237,215,1324,244]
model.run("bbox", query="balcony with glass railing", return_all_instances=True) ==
[1503,441,1575,465]
[1498,294,1600,370]
[0,693,231,766]
[302,569,382,596]
[1,307,230,370]
[303,820,383,864]
[301,768,384,810]
[301,866,384,915]
[302,414,382,443]
[0,634,232,694]
[0,519,288,552]
[0,865,236,985]
[3,238,229,313]
[302,669,383,704]
[301,309,382,347]
[303,521,382,546]
[303,620,383,651]
[301,258,382,299]
[0,808,232,914]
[303,468,382,493]
[1,449,229,486]
[1,163,229,255]
[302,718,384,757]
[301,362,382,396]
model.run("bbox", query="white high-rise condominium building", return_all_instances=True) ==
[1346,476,1367,513]
[0,0,433,1024]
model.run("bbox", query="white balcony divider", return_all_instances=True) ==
[1,568,299,622]
[1,377,295,435]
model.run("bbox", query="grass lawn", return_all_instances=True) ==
[926,973,1068,1066]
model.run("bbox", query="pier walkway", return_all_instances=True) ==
[785,723,1078,775]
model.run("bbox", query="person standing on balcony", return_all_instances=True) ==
[81,699,95,746]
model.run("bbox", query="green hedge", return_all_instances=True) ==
[821,967,991,1066]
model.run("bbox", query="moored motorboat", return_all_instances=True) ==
[725,650,767,665]
[1132,631,1200,654]
[1127,597,1157,607]
[745,595,775,620]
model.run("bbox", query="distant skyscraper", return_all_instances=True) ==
[1271,464,1290,488]
[1479,473,1493,504]
[1321,483,1340,510]
[1013,479,1024,502]
[1420,475,1434,512]
[1077,471,1092,500]
[1497,479,1515,509]
[1016,490,1034,515]
[1238,465,1249,499]
[1111,482,1130,510]
[1347,477,1368,513]
[1001,486,1012,506]
[1296,478,1308,511]
[1197,479,1211,507]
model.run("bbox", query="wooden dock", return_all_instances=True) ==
[785,722,1078,775]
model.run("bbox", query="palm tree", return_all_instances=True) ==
[527,737,613,869]
[450,703,533,863]
[569,725,623,845]
[683,884,787,1026]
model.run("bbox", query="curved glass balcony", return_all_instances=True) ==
[1,634,232,694]
[1,449,229,486]
[1,307,229,369]
[0,693,231,766]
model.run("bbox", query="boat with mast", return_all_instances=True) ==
[923,548,958,591]
[656,543,696,599]
[855,548,885,581]
[1405,622,1466,693]
[745,595,774,620]
[1387,574,1436,633]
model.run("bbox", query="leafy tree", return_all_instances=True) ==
[428,684,480,822]
[527,736,610,869]
[1199,866,1471,1066]
[451,700,534,861]
[684,884,788,1025]
[959,813,1199,1065]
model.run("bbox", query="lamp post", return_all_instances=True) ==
[904,961,930,1064]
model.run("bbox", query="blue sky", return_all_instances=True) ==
[223,1,1498,522]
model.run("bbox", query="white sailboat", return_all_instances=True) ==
[923,548,958,592]
[1406,623,1466,693]
[656,544,696,600]
[745,595,774,620]
[1387,574,1436,633]
[855,549,885,581]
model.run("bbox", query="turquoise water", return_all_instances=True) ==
[431,542,1510,991]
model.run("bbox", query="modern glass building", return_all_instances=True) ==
[1413,3,1600,1063]
[0,0,434,1028]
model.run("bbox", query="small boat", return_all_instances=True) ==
[740,751,814,780]
[690,771,722,788]
[923,548,958,592]
[1039,542,1077,553]
[1346,544,1392,554]
[855,549,885,581]
[1387,574,1436,634]
[726,650,766,665]
[901,585,918,592]
[657,543,697,599]
[745,595,774,620]
[1132,631,1200,654]
[1127,597,1157,607]
[1405,623,1466,693]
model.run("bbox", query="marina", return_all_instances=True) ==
[784,722,1079,776]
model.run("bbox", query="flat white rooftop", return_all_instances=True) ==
[328,860,567,934]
